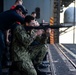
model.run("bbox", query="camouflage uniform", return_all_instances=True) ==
[11,25,48,75]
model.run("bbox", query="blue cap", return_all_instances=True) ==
[15,5,28,14]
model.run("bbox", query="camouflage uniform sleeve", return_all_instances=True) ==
[37,33,48,44]
[33,30,48,44]
[13,25,37,49]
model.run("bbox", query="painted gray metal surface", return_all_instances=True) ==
[64,7,76,23]
[4,0,54,23]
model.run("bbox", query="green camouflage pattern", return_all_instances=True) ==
[11,25,48,75]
